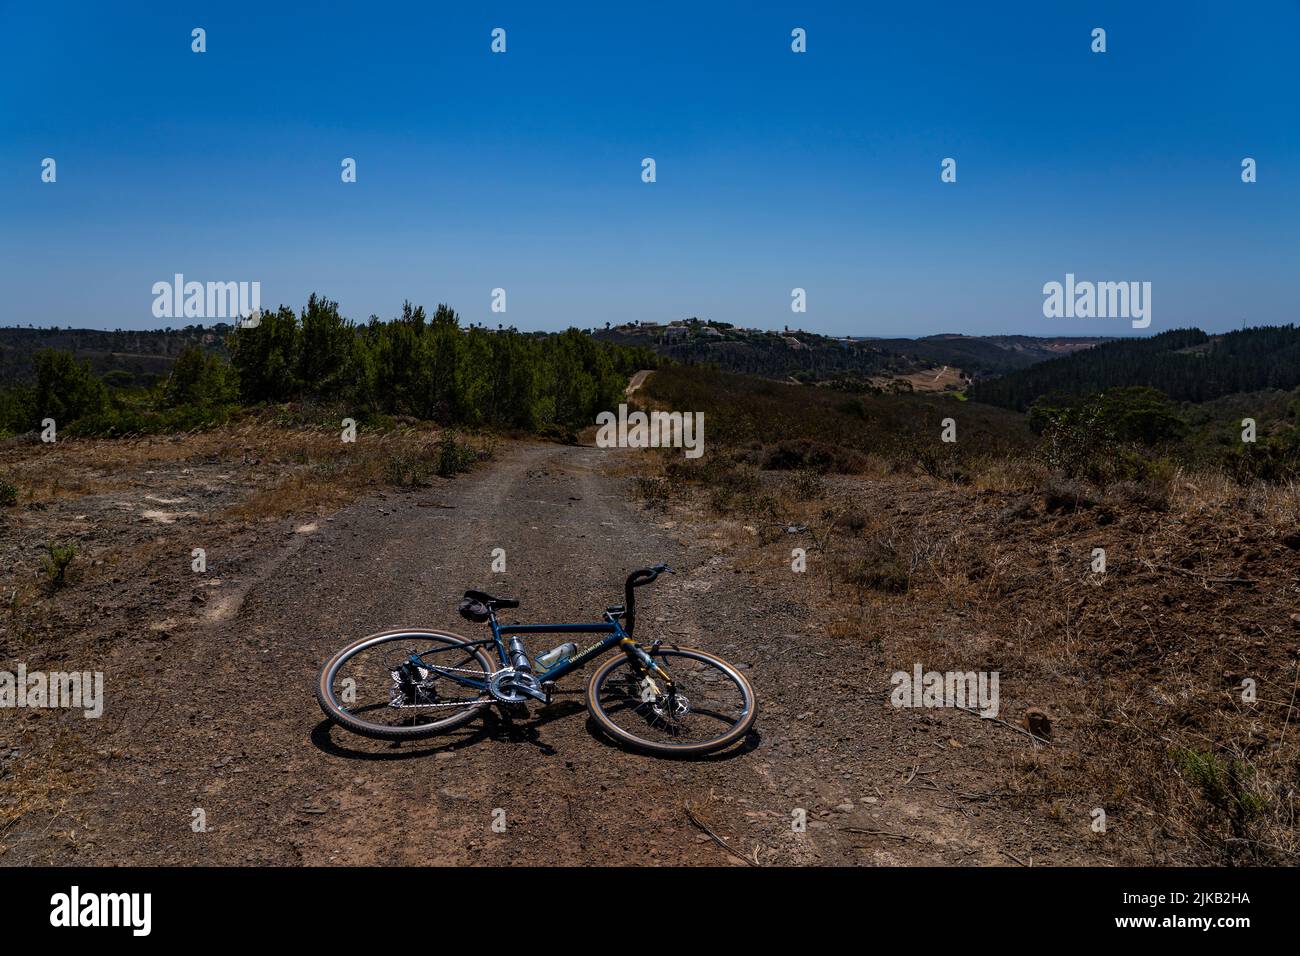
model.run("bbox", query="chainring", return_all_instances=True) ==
[488,668,533,704]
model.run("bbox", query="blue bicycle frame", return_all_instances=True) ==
[501,615,633,679]
[407,567,674,693]
[408,613,657,689]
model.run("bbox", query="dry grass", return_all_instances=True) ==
[0,421,501,855]
[0,422,494,661]
[629,441,1300,864]
[0,726,93,858]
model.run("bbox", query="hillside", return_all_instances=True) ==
[854,333,1107,377]
[969,326,1300,411]
[0,325,231,386]
[1,321,1109,395]
[637,364,1032,463]
[594,320,1106,387]
[4,357,1297,870]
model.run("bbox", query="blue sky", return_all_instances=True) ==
[1,1,1296,336]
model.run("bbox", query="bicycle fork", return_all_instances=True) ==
[623,638,676,693]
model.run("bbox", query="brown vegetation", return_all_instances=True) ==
[628,433,1300,865]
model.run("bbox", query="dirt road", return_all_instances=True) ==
[9,441,1075,866]
[624,370,653,396]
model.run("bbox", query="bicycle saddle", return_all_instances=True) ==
[462,589,519,610]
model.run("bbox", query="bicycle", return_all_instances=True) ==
[315,564,757,756]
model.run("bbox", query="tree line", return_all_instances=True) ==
[969,326,1300,410]
[0,296,659,437]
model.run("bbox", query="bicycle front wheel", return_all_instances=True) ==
[586,646,756,755]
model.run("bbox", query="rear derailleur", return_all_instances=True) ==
[389,661,440,708]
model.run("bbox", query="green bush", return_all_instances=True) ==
[0,383,35,435]
[1220,434,1300,484]
[6,295,653,441]
[42,541,78,591]
[227,299,642,433]
[101,369,136,390]
[33,350,105,427]
[228,305,302,403]
[65,401,235,437]
[163,346,238,407]
[435,432,477,477]
[1170,748,1266,841]
[384,452,433,488]
[1034,388,1186,484]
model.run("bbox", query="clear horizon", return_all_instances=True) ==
[2,2,1296,338]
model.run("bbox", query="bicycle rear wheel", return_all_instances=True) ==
[586,646,756,755]
[317,629,493,741]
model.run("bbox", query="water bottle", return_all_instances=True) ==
[534,642,578,670]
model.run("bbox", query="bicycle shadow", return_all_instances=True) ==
[311,689,760,762]
[310,694,588,760]
[309,716,492,761]
[584,715,762,762]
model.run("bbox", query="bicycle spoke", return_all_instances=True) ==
[593,649,752,751]
[325,634,490,733]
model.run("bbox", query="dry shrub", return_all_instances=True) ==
[0,729,92,858]
[826,616,881,654]
[1042,474,1098,513]
[837,534,910,594]
[832,508,868,533]
[632,474,671,505]
[761,438,866,474]
[785,468,827,501]
[665,458,776,516]
[973,456,1046,492]
[911,445,970,484]
[624,420,1300,865]
[1106,478,1171,512]
[709,484,777,518]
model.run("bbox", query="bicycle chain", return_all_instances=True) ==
[387,663,504,710]
[390,663,666,711]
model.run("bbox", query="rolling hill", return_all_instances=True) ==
[968,326,1300,410]
[593,320,1107,387]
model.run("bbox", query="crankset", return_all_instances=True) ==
[488,668,550,705]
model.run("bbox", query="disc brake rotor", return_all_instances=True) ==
[639,676,690,721]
